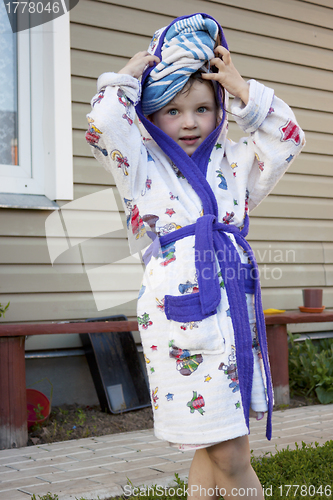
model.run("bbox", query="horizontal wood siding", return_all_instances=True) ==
[1,0,332,346]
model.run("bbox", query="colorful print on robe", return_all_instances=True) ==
[180,321,200,331]
[158,241,176,266]
[245,188,250,214]
[218,346,239,393]
[124,198,146,239]
[92,89,105,107]
[170,162,185,179]
[141,177,152,196]
[137,312,153,330]
[149,31,159,52]
[142,214,160,235]
[152,387,159,409]
[138,284,146,300]
[280,120,301,146]
[252,325,262,359]
[216,168,228,189]
[117,88,133,125]
[112,150,130,175]
[85,118,108,156]
[178,277,199,294]
[158,222,182,236]
[255,153,265,171]
[156,297,165,312]
[187,391,205,415]
[230,162,238,177]
[169,343,203,376]
[223,211,235,224]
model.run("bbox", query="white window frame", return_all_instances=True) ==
[0,12,73,201]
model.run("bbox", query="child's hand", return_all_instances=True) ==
[118,51,160,79]
[202,46,249,105]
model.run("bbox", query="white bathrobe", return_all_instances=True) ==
[86,74,305,445]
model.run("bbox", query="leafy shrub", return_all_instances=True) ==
[252,440,333,499]
[288,333,333,404]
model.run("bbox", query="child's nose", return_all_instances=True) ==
[183,112,196,128]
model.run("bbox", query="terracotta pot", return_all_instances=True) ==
[302,288,323,308]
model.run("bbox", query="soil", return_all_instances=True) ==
[27,395,319,447]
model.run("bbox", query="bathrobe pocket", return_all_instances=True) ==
[165,294,227,355]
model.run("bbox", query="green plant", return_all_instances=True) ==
[33,403,44,421]
[252,441,333,499]
[288,333,333,404]
[75,408,87,426]
[31,494,59,500]
[0,301,10,319]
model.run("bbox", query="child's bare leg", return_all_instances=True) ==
[187,436,264,500]
[187,448,219,500]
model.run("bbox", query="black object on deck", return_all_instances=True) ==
[80,315,151,413]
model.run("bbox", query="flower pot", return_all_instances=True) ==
[26,389,51,429]
[302,288,323,308]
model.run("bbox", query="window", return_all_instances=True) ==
[0,2,73,201]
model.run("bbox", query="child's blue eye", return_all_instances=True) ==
[197,107,207,113]
[168,109,178,116]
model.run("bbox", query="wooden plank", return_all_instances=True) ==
[251,195,333,220]
[0,237,50,264]
[101,0,333,30]
[70,22,333,73]
[70,24,151,57]
[264,309,333,325]
[70,0,333,50]
[258,263,326,288]
[74,161,114,186]
[300,0,333,8]
[288,154,332,177]
[0,321,139,337]
[271,173,333,198]
[326,264,333,286]
[0,337,28,449]
[261,286,333,313]
[0,263,144,293]
[71,50,126,79]
[324,243,333,264]
[248,217,333,242]
[0,209,50,238]
[256,81,333,114]
[232,54,333,92]
[0,293,138,323]
[250,241,325,265]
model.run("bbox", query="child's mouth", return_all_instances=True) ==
[180,136,200,145]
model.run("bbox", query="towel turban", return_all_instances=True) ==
[141,14,225,116]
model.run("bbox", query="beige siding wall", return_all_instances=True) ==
[1,0,332,342]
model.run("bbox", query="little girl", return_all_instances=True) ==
[86,13,305,499]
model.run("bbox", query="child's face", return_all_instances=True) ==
[150,80,218,156]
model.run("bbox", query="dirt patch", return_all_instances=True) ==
[27,394,320,446]
[28,404,153,446]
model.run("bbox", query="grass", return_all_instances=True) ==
[30,440,333,500]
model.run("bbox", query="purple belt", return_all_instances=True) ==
[143,213,273,440]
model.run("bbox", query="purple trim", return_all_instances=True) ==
[137,13,272,441]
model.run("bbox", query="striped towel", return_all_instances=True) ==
[141,14,219,115]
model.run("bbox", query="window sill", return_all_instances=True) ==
[0,193,59,210]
